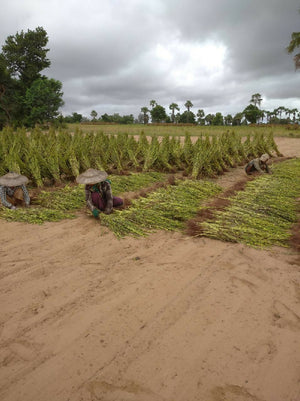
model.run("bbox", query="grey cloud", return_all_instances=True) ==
[1,0,300,118]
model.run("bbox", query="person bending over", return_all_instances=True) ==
[76,168,123,218]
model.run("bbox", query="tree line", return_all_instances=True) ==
[64,95,298,126]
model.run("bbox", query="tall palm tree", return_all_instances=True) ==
[276,106,286,120]
[141,107,149,125]
[169,103,180,123]
[184,100,193,123]
[290,108,298,123]
[197,109,205,125]
[250,93,263,108]
[184,100,193,112]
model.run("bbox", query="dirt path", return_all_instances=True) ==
[0,137,299,401]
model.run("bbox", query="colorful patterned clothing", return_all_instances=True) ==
[0,184,30,209]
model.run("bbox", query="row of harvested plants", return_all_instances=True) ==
[0,159,299,249]
[0,127,281,185]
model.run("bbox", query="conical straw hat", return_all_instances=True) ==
[76,169,108,184]
[0,172,29,187]
[260,154,270,162]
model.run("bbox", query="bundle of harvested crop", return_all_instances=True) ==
[100,179,222,238]
[199,159,300,248]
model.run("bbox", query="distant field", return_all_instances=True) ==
[67,123,300,137]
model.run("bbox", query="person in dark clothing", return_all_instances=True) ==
[76,169,123,218]
[245,154,271,175]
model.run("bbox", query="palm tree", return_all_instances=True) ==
[285,108,292,123]
[90,110,98,121]
[149,100,157,109]
[224,114,233,126]
[265,111,272,123]
[250,93,263,108]
[275,106,286,120]
[205,114,214,125]
[184,100,193,123]
[197,109,205,125]
[287,31,300,69]
[169,103,180,123]
[141,107,149,125]
[290,108,298,123]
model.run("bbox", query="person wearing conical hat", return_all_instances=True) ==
[245,154,271,175]
[0,172,30,210]
[76,169,123,218]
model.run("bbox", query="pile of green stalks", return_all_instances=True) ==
[198,159,300,248]
[0,207,77,225]
[100,179,222,238]
[0,172,168,224]
[107,172,167,194]
[0,184,83,224]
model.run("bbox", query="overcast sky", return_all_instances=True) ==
[1,0,300,119]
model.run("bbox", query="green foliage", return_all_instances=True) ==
[2,27,50,86]
[150,105,168,123]
[0,27,63,127]
[24,78,64,126]
[100,179,222,238]
[179,110,196,124]
[243,104,264,124]
[0,128,281,185]
[200,159,300,248]
[0,207,76,224]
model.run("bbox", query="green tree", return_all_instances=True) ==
[224,114,233,126]
[169,103,179,123]
[141,106,149,124]
[205,114,214,125]
[212,112,224,125]
[90,110,98,121]
[232,112,244,126]
[243,104,263,124]
[250,93,263,108]
[184,100,193,123]
[71,112,83,123]
[179,110,196,124]
[150,104,167,123]
[2,27,50,88]
[197,109,205,125]
[0,27,63,127]
[24,78,64,126]
[290,108,298,123]
[0,54,16,127]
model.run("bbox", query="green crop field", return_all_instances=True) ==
[0,126,298,250]
[67,123,300,138]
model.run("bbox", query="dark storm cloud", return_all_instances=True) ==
[1,0,299,117]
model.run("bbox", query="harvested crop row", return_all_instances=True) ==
[0,172,167,224]
[196,159,300,248]
[100,179,222,238]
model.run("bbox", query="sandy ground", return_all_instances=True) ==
[0,137,300,401]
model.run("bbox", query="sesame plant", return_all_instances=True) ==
[0,127,280,185]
